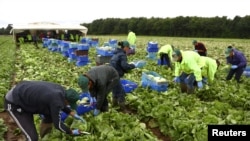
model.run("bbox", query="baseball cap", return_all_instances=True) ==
[65,88,79,109]
[225,46,233,57]
[78,74,89,92]
[122,41,130,48]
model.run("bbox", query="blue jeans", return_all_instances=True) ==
[179,72,196,89]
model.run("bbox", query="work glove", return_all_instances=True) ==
[173,76,180,83]
[93,109,100,116]
[135,61,146,68]
[197,81,203,89]
[72,129,81,135]
[231,65,238,69]
[74,114,86,123]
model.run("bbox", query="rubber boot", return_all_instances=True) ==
[180,83,187,93]
[40,122,52,138]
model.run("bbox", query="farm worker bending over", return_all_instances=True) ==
[4,81,86,141]
[172,49,203,94]
[225,46,247,83]
[157,44,174,69]
[78,65,120,116]
[110,41,139,110]
[199,56,220,84]
[192,40,207,56]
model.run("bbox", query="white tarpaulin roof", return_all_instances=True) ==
[10,22,88,35]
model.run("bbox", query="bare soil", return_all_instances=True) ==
[0,111,25,141]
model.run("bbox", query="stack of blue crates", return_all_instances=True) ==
[91,38,99,48]
[80,37,91,46]
[42,38,49,47]
[141,71,168,92]
[75,43,89,66]
[68,43,78,63]
[146,41,158,60]
[48,39,58,52]
[61,41,70,57]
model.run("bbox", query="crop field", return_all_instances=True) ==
[0,35,250,141]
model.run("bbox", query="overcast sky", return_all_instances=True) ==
[0,0,249,28]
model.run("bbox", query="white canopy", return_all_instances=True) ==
[10,22,88,35]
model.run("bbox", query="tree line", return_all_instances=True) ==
[81,16,250,38]
[1,16,250,38]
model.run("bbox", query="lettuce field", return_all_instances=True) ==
[0,35,250,141]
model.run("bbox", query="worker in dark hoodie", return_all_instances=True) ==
[109,41,142,110]
[4,80,86,141]
[78,65,120,116]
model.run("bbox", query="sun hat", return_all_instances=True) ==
[78,74,89,92]
[65,88,79,109]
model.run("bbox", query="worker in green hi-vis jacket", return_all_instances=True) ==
[127,30,136,46]
[172,49,203,94]
[199,56,220,84]
[126,30,136,55]
[157,44,174,69]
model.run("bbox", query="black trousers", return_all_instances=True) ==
[226,66,245,83]
[4,99,38,141]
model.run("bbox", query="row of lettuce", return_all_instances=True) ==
[1,35,250,141]
[0,36,160,140]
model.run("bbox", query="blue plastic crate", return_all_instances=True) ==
[69,53,77,60]
[120,79,138,93]
[91,41,99,47]
[76,92,96,115]
[96,48,114,56]
[147,46,159,52]
[77,43,89,50]
[76,61,89,66]
[80,37,91,44]
[150,83,168,92]
[62,51,69,57]
[148,41,158,48]
[68,48,77,54]
[109,39,117,48]
[146,52,157,59]
[141,71,168,92]
[77,56,89,62]
[70,43,78,48]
